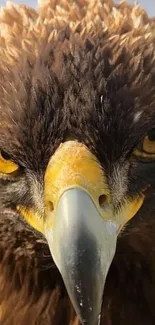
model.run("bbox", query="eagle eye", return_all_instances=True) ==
[0,150,19,174]
[133,127,155,159]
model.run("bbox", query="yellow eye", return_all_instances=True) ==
[0,151,19,174]
[133,128,155,159]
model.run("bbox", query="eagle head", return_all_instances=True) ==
[0,1,155,324]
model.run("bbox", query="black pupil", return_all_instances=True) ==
[148,127,155,141]
[1,150,11,160]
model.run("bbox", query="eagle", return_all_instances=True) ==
[0,0,155,324]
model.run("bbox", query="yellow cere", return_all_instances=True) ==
[0,152,19,174]
[44,140,110,212]
[117,195,144,231]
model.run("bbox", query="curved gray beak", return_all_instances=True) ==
[45,188,118,325]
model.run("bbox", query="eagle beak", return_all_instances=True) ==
[45,188,117,325]
[44,141,143,325]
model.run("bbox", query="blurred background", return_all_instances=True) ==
[0,0,154,17]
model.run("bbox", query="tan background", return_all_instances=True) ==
[0,0,154,17]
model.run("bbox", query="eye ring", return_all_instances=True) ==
[143,136,155,154]
[0,150,19,174]
[133,127,155,160]
[1,150,11,161]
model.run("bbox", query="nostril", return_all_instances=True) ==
[47,201,54,213]
[99,194,107,208]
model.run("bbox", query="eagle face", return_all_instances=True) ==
[0,1,155,324]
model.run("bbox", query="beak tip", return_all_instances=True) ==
[63,270,103,325]
[79,311,101,325]
[79,312,101,325]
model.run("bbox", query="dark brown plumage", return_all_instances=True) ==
[1,0,155,324]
